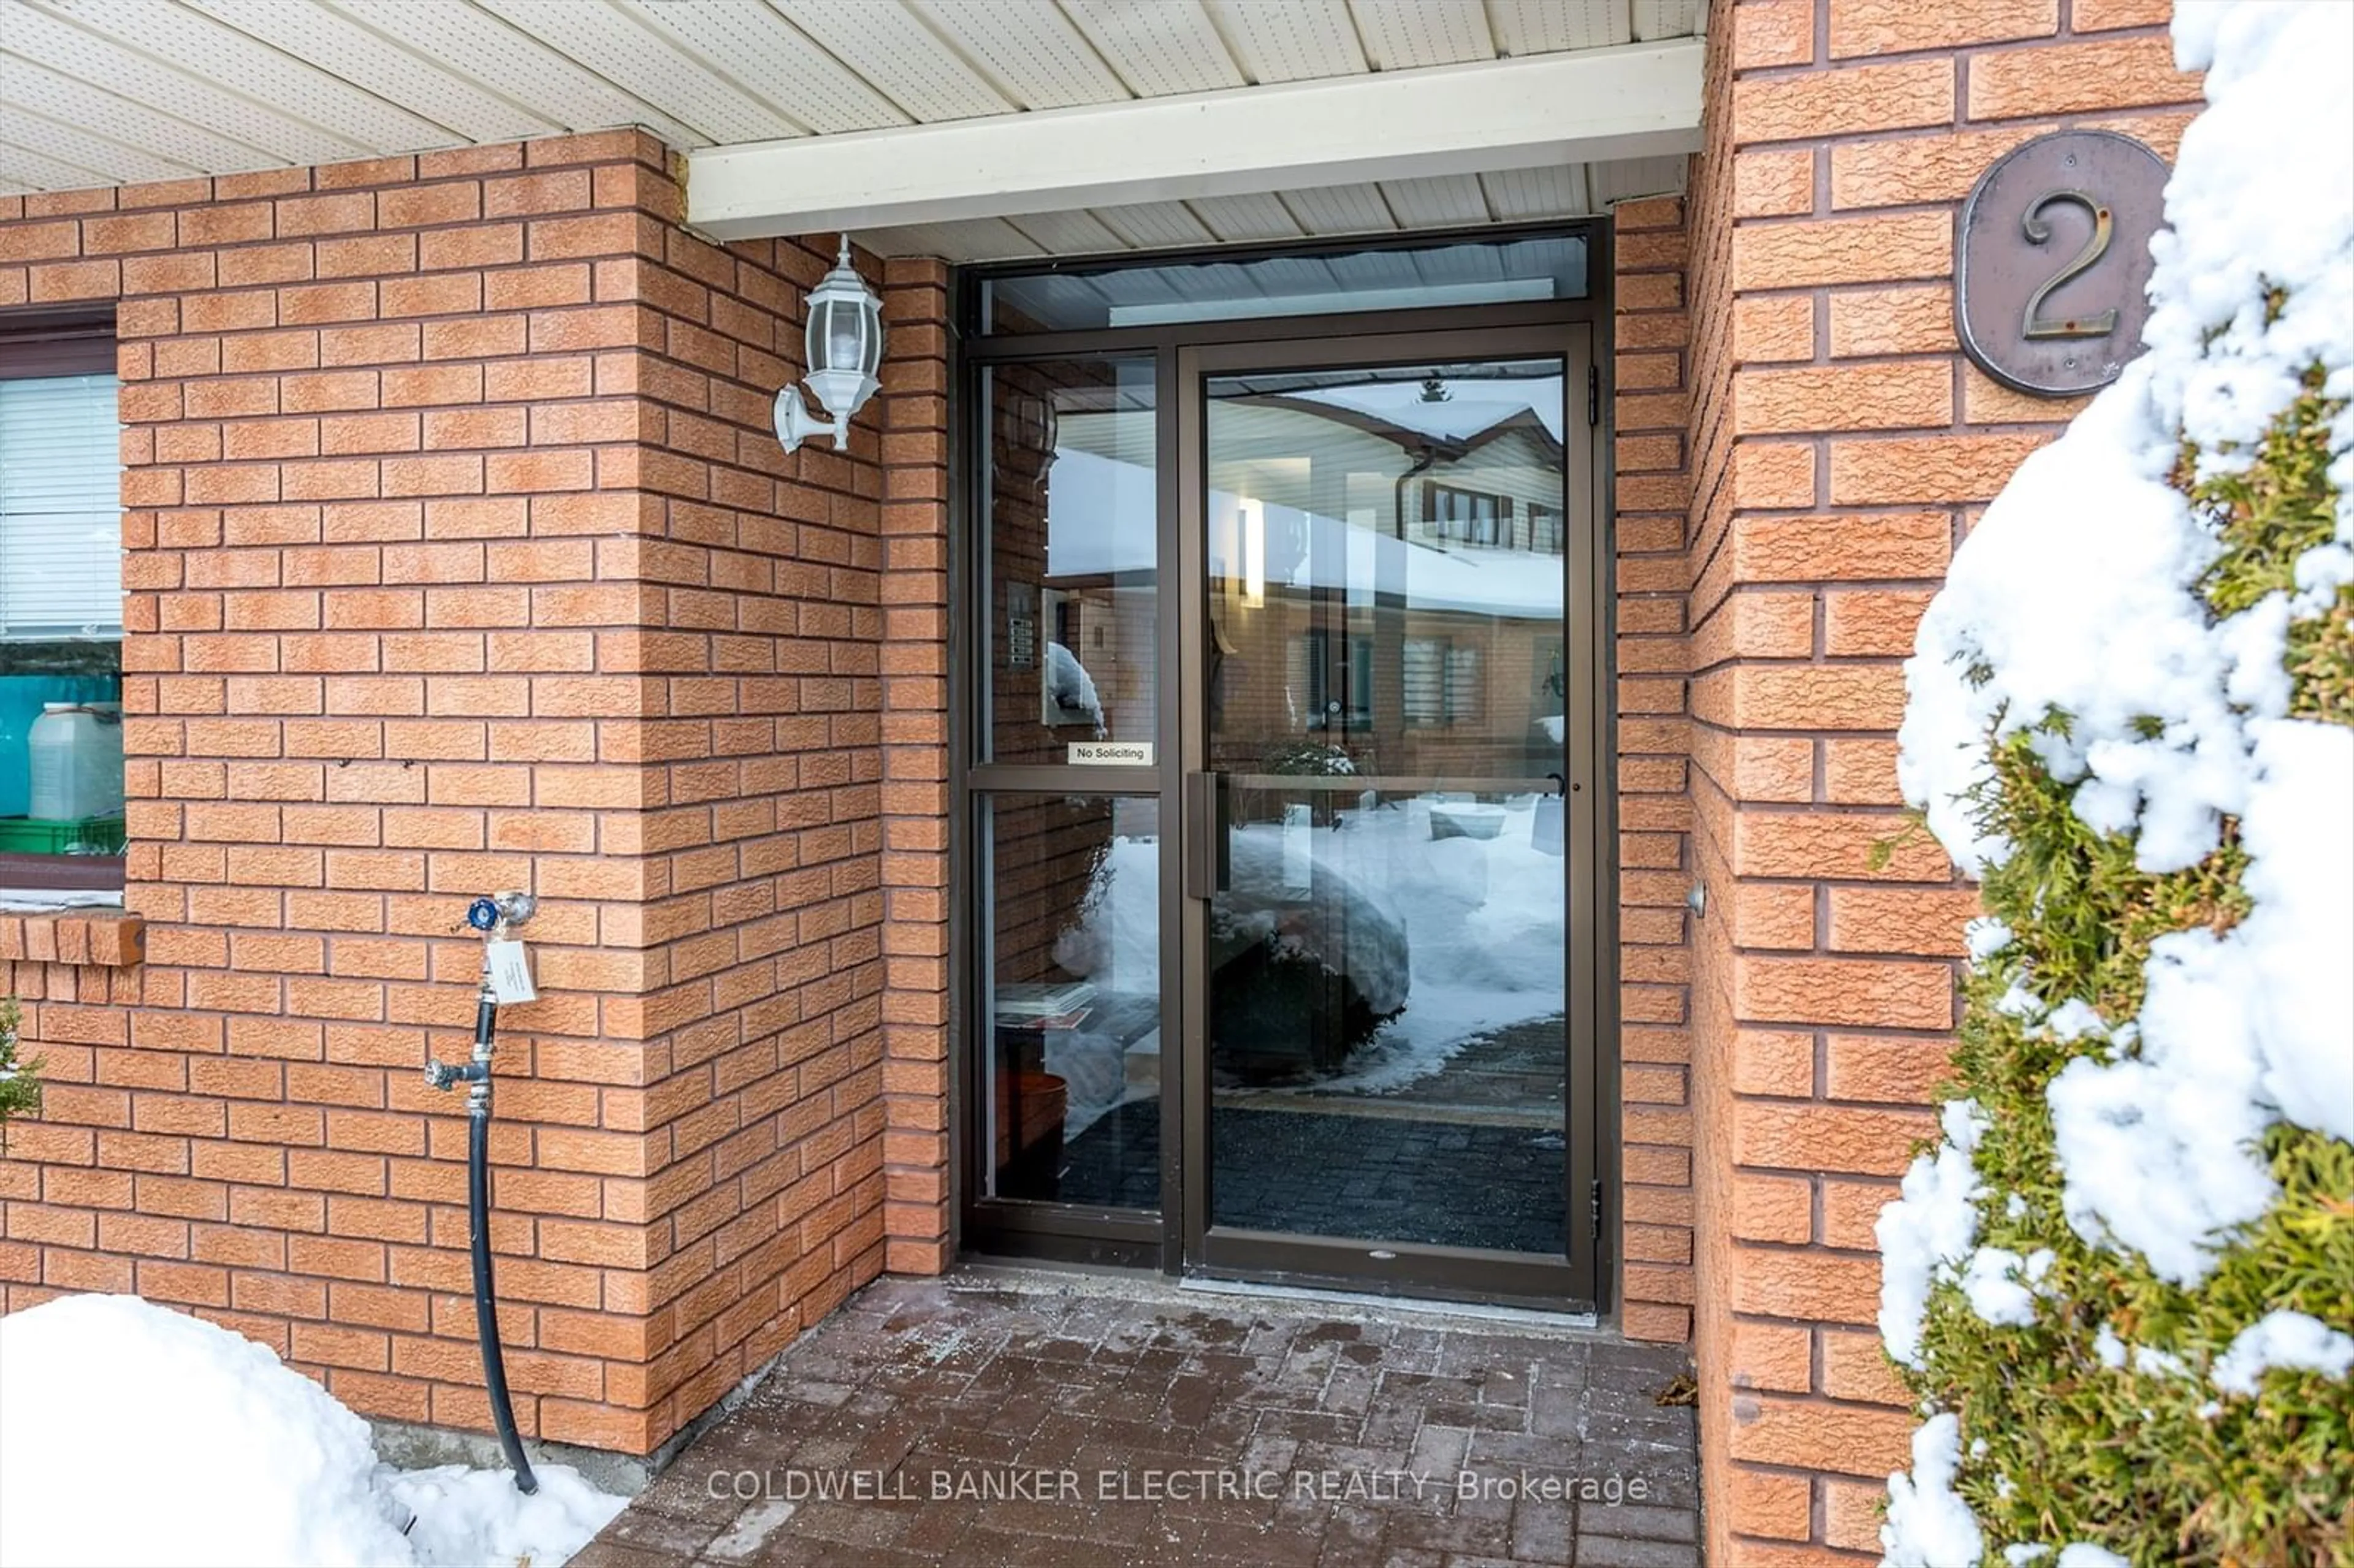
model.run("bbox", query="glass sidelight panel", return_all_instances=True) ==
[982,793,1162,1209]
[1200,359,1571,1255]
[981,358,1157,766]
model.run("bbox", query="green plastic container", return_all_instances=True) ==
[0,815,126,855]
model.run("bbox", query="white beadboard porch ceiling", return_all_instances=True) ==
[0,0,1701,260]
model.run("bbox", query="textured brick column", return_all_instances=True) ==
[596,215,905,1452]
[1611,197,1699,1344]
[1681,1,2203,1559]
[875,259,954,1271]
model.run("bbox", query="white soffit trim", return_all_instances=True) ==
[685,40,1703,242]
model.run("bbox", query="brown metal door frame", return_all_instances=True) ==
[949,224,1621,1314]
[1175,324,1607,1311]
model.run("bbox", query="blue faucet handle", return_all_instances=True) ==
[465,896,501,932]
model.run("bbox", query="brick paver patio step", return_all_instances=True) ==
[571,1271,1698,1568]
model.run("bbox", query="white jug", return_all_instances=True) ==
[27,702,125,821]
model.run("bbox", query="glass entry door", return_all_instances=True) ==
[1177,329,1599,1304]
[959,312,1603,1309]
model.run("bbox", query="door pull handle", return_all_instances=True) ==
[1182,772,1229,899]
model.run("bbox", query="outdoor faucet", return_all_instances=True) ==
[466,889,537,936]
[426,891,535,1111]
[423,889,541,1494]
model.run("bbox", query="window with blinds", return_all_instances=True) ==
[1404,638,1485,727]
[1404,637,1447,726]
[1527,503,1565,554]
[1428,484,1506,547]
[0,373,123,641]
[1444,643,1482,723]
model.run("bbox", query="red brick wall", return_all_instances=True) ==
[0,133,949,1456]
[0,137,1716,1447]
[1682,0,2200,1559]
[1612,197,1700,1343]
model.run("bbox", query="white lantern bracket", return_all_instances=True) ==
[772,384,845,452]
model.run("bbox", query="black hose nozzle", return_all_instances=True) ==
[424,1059,487,1092]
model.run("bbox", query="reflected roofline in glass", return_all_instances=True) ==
[978,226,1593,337]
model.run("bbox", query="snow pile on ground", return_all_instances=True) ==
[0,1293,623,1568]
[1881,1,2354,1562]
[1058,793,1566,1095]
[1268,794,1566,1092]
[384,1464,627,1568]
[1219,818,1414,1019]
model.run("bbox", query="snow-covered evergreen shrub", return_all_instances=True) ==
[1881,6,2353,1564]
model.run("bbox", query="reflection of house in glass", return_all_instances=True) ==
[1046,365,1571,782]
[987,362,1160,769]
[1201,366,1571,1103]
[993,365,1575,1222]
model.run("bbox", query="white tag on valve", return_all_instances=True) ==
[485,940,538,1005]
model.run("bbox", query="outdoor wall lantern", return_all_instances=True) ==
[773,235,885,453]
[1010,389,1057,463]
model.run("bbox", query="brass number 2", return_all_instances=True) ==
[2020,189,2117,340]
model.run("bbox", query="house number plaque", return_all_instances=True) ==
[1957,130,2169,397]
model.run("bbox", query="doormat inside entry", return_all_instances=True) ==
[1057,1099,1570,1257]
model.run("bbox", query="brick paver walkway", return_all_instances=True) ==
[570,1271,1699,1567]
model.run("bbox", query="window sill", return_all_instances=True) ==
[0,853,124,892]
[0,908,143,968]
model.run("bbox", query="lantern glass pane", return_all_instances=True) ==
[827,300,864,368]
